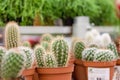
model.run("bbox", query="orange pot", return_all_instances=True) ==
[36,65,74,80]
[116,59,120,65]
[22,68,35,80]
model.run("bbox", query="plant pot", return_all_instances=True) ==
[73,59,86,80]
[117,59,120,65]
[83,61,116,80]
[36,65,74,80]
[22,68,35,80]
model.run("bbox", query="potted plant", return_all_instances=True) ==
[35,36,74,80]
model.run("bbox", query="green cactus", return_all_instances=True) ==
[43,53,57,68]
[41,41,50,52]
[51,37,69,67]
[95,49,116,62]
[34,45,46,68]
[73,40,85,59]
[1,48,26,79]
[5,21,20,49]
[0,47,6,65]
[82,48,97,61]
[18,47,34,69]
[41,33,53,42]
[22,41,31,48]
[107,42,119,58]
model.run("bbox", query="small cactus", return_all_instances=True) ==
[51,37,69,67]
[95,49,116,62]
[5,21,20,49]
[82,48,97,61]
[90,29,100,37]
[43,53,57,68]
[107,42,119,58]
[0,47,6,64]
[41,41,50,52]
[18,47,34,69]
[73,40,85,59]
[41,33,53,42]
[34,45,46,67]
[1,48,26,79]
[22,41,31,48]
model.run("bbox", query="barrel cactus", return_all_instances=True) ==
[1,48,26,79]
[41,33,53,42]
[41,41,50,52]
[5,21,20,49]
[51,37,69,67]
[18,47,34,69]
[43,53,57,68]
[22,41,31,48]
[107,42,119,58]
[0,47,6,64]
[95,49,116,61]
[73,40,85,59]
[34,45,46,67]
[82,48,97,61]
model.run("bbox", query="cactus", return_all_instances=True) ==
[34,45,46,67]
[82,48,97,61]
[5,21,20,49]
[18,47,34,69]
[0,47,6,64]
[95,49,116,62]
[43,53,57,68]
[73,40,85,59]
[41,33,53,42]
[41,41,50,52]
[51,37,69,67]
[1,48,26,79]
[22,41,31,48]
[107,42,119,58]
[90,29,100,37]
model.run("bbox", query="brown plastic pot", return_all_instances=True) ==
[36,65,74,80]
[116,59,120,65]
[22,68,35,80]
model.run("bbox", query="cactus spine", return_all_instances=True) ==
[1,48,26,79]
[34,45,46,67]
[18,47,34,69]
[51,37,69,67]
[5,21,20,49]
[41,33,53,42]
[43,53,57,68]
[73,40,85,59]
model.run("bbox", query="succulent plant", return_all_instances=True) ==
[41,41,50,52]
[41,33,53,43]
[73,40,85,59]
[51,37,69,67]
[22,41,31,48]
[90,29,100,37]
[82,48,97,61]
[107,42,119,58]
[0,47,6,65]
[95,49,116,62]
[1,48,26,79]
[5,21,20,49]
[43,53,57,68]
[18,47,34,69]
[34,45,46,67]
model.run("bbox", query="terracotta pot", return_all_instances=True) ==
[22,68,35,80]
[36,65,74,80]
[73,59,86,80]
[69,54,75,65]
[117,59,120,65]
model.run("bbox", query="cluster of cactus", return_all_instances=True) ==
[5,21,20,49]
[40,33,53,43]
[22,41,31,48]
[35,36,69,68]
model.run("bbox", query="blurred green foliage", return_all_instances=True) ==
[0,0,119,26]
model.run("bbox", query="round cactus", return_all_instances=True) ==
[82,48,97,61]
[34,45,46,68]
[95,49,116,62]
[22,41,31,48]
[73,40,85,59]
[41,33,53,42]
[107,42,119,58]
[43,53,57,68]
[5,21,20,49]
[1,48,26,79]
[41,41,50,52]
[51,37,69,67]
[0,47,6,64]
[18,47,34,69]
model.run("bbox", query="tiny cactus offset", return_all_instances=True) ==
[51,37,69,67]
[41,33,53,43]
[5,21,20,49]
[22,41,31,48]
